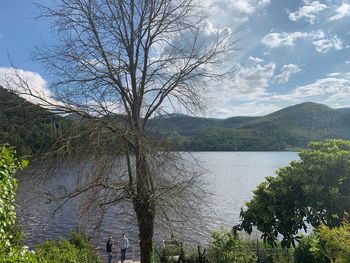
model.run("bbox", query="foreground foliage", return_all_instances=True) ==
[27,231,101,263]
[206,230,257,263]
[0,145,28,248]
[151,229,257,263]
[295,221,350,263]
[240,139,350,247]
[0,231,101,263]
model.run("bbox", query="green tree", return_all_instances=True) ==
[239,139,350,247]
[0,145,28,248]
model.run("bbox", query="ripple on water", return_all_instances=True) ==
[16,152,298,254]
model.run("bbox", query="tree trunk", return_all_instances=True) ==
[135,200,155,263]
[133,136,156,263]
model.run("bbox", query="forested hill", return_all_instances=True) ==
[147,102,350,151]
[1,85,349,152]
[0,86,68,155]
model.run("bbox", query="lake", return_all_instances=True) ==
[16,151,298,256]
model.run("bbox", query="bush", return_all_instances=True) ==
[0,145,28,248]
[0,232,102,263]
[207,229,257,263]
[69,231,101,263]
[295,221,350,263]
[316,223,350,263]
[0,145,29,262]
[294,234,325,263]
[0,246,32,263]
[27,232,101,263]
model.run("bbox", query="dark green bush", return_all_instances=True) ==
[0,232,101,263]
[27,232,101,263]
[207,229,257,263]
[294,235,326,263]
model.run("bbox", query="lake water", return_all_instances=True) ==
[16,151,298,256]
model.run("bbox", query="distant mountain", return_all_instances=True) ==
[147,102,350,151]
[1,86,349,152]
[0,86,69,155]
[336,108,350,114]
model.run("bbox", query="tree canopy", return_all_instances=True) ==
[239,139,350,248]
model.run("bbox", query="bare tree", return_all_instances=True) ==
[7,0,236,262]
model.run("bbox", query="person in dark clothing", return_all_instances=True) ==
[106,236,114,263]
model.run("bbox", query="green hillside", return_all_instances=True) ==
[0,86,69,155]
[148,102,350,151]
[1,86,349,152]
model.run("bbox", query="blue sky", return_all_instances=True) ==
[1,0,350,117]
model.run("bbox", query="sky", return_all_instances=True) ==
[0,0,349,118]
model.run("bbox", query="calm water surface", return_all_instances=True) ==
[16,152,298,253]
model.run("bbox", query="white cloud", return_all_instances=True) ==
[204,62,277,117]
[329,2,350,21]
[206,63,274,103]
[225,0,271,14]
[274,64,301,83]
[231,63,276,95]
[261,32,308,48]
[208,101,281,117]
[248,56,264,64]
[288,1,328,24]
[202,0,271,30]
[312,35,343,53]
[205,71,350,118]
[0,67,57,106]
[327,72,342,77]
[261,30,343,53]
[269,74,350,105]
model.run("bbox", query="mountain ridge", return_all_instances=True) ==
[147,102,350,151]
[1,86,349,152]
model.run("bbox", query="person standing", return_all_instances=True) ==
[106,236,113,263]
[120,233,129,263]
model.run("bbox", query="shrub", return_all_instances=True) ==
[295,221,350,263]
[0,145,28,248]
[27,232,101,263]
[207,229,257,263]
[316,222,350,263]
[294,234,325,263]
[69,231,101,263]
[0,145,29,262]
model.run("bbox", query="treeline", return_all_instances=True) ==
[0,87,129,156]
[147,102,350,151]
[0,87,70,155]
[1,86,350,153]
